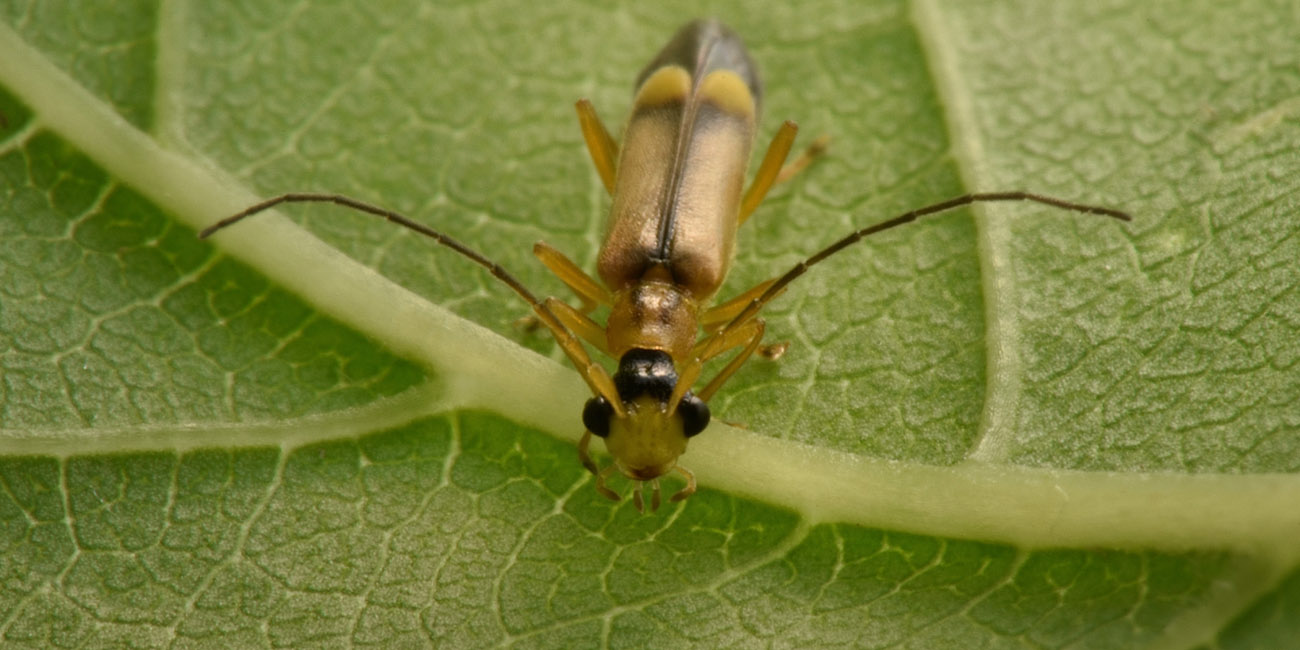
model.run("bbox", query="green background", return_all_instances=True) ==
[0,0,1297,647]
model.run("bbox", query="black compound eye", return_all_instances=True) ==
[582,396,614,438]
[678,394,710,438]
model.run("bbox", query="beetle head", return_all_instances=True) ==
[581,349,709,509]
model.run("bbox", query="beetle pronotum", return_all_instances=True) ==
[201,20,1130,512]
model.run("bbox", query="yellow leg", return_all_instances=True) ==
[739,121,798,224]
[634,480,662,513]
[576,99,619,195]
[577,430,599,475]
[775,134,829,184]
[595,464,621,502]
[530,303,625,417]
[671,316,768,409]
[669,465,696,502]
[544,297,609,355]
[534,241,610,312]
[668,360,705,413]
[702,280,791,358]
[701,279,779,332]
[695,318,767,402]
[739,123,828,224]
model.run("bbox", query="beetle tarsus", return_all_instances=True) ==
[760,341,789,360]
[577,430,599,475]
[669,465,697,502]
[596,465,621,502]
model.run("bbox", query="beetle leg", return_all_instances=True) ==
[534,241,611,313]
[669,465,696,502]
[694,318,767,402]
[670,316,760,409]
[519,242,610,332]
[738,121,798,223]
[577,430,599,475]
[575,99,619,195]
[740,122,828,224]
[533,302,625,417]
[545,298,610,355]
[702,281,792,358]
[666,360,705,416]
[672,317,767,409]
[595,465,621,502]
[700,279,778,333]
[775,134,829,184]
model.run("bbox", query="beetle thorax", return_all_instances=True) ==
[606,273,699,361]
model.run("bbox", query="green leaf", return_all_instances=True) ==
[1,1,1297,648]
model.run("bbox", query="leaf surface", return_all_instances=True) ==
[0,1,1297,648]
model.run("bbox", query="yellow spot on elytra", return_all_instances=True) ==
[698,70,756,117]
[635,66,691,108]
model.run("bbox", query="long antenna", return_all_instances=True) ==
[199,193,622,408]
[722,191,1132,331]
[200,193,544,304]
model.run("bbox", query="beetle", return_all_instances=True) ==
[200,19,1130,512]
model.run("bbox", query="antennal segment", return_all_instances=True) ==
[723,191,1132,331]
